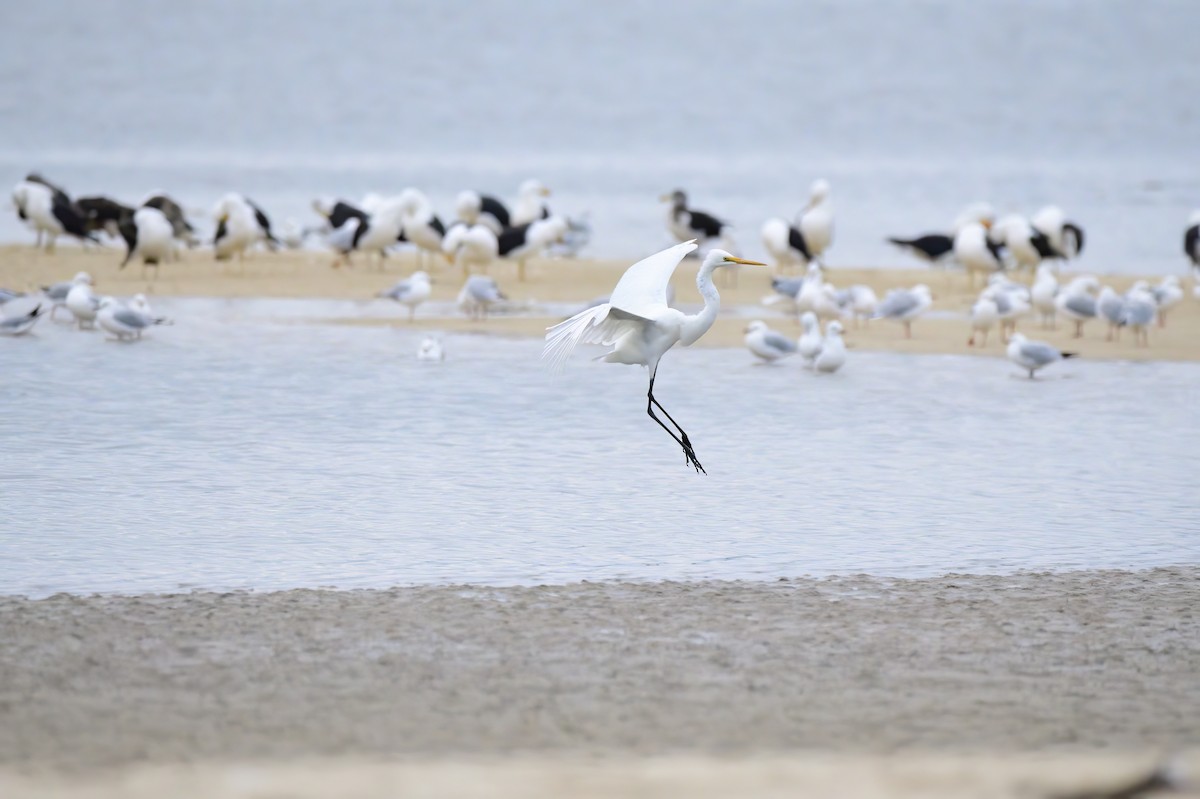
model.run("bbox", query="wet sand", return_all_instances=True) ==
[3,245,1198,361]
[1,568,1196,796]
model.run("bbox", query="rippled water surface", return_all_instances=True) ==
[1,301,1197,597]
[1,1,1198,273]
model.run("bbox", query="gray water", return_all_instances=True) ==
[2,1,1199,273]
[2,299,1197,597]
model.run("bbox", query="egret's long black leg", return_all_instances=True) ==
[646,374,706,475]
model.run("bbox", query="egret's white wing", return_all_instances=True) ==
[543,304,652,373]
[608,240,697,316]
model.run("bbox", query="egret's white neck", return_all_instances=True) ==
[680,262,721,346]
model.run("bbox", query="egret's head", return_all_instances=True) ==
[826,320,844,336]
[744,320,767,334]
[704,250,766,270]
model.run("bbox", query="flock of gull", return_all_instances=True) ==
[4,174,1198,372]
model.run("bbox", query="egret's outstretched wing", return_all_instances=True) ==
[543,304,653,373]
[608,240,697,316]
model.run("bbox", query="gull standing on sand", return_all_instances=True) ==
[762,275,805,321]
[66,282,101,329]
[458,275,506,320]
[968,295,999,347]
[1152,276,1183,327]
[873,284,932,338]
[1120,284,1157,347]
[887,202,994,267]
[543,241,766,474]
[119,206,175,275]
[1054,276,1099,338]
[989,214,1043,273]
[814,321,846,374]
[346,198,407,269]
[510,179,552,227]
[378,271,432,321]
[455,190,510,235]
[1031,265,1059,328]
[1096,286,1126,341]
[953,221,1005,287]
[0,303,45,337]
[983,283,1031,341]
[312,197,369,232]
[1007,333,1077,379]
[498,216,569,281]
[417,336,445,362]
[212,195,264,261]
[845,285,878,327]
[797,179,834,265]
[397,189,446,268]
[1030,205,1085,264]
[97,297,170,341]
[797,311,823,365]
[444,224,499,274]
[1184,211,1200,276]
[11,179,97,250]
[661,190,734,254]
[743,320,797,363]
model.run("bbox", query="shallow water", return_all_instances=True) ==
[1,1,1198,273]
[1,300,1197,597]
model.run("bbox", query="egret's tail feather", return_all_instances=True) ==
[542,303,611,373]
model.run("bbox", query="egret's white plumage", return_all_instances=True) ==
[542,241,765,473]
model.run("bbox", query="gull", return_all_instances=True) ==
[378,271,432,321]
[968,295,999,347]
[416,336,445,362]
[0,303,45,337]
[1007,333,1077,379]
[984,284,1031,341]
[797,311,823,365]
[846,284,878,327]
[1119,285,1157,347]
[457,275,506,320]
[543,241,765,474]
[1097,286,1126,341]
[1152,276,1183,327]
[42,271,93,320]
[873,284,933,338]
[96,297,170,341]
[66,282,101,329]
[813,321,846,373]
[1054,276,1098,338]
[1031,264,1059,328]
[743,320,797,363]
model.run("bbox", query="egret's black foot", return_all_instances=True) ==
[681,437,706,475]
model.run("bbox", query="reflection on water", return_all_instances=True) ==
[1,298,1197,597]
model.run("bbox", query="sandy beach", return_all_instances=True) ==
[1,568,1196,796]
[3,245,1197,362]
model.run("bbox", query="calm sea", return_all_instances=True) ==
[1,300,1197,597]
[1,0,1198,273]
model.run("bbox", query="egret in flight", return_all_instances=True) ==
[543,240,765,474]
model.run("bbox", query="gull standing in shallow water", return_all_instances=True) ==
[97,297,170,341]
[797,311,823,365]
[543,241,765,474]
[743,320,796,363]
[1006,333,1077,379]
[0,304,45,336]
[457,275,505,320]
[813,321,846,374]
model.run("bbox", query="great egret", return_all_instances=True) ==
[543,240,765,474]
[1006,333,1076,379]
